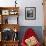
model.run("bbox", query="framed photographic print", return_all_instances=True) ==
[25,7,36,20]
[2,10,9,15]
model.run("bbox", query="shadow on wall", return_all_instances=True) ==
[18,26,44,44]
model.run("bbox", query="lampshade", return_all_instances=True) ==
[13,28,17,32]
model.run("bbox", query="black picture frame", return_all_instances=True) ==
[25,7,36,20]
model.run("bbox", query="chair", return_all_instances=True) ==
[21,28,41,46]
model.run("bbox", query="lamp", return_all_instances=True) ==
[15,0,17,7]
[14,28,17,32]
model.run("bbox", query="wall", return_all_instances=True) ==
[0,0,44,44]
[0,0,44,26]
[18,0,44,26]
[18,26,44,44]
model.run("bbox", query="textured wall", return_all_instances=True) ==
[18,0,44,26]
